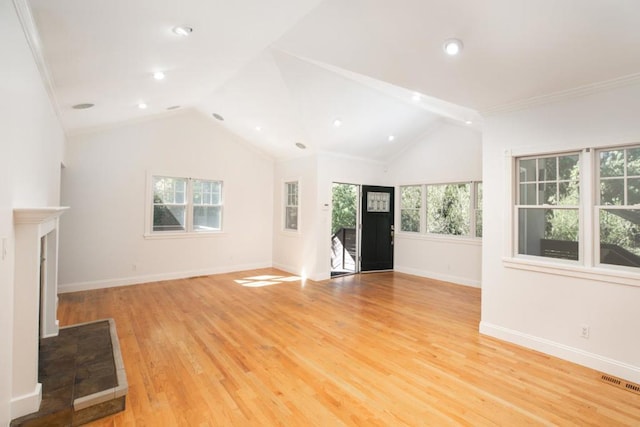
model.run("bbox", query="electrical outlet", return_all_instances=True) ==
[580,324,590,339]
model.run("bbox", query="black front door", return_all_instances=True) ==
[361,185,394,272]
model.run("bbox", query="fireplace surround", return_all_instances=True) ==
[11,207,68,418]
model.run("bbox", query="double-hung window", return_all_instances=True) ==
[153,176,188,232]
[512,143,640,274]
[191,179,222,231]
[597,146,640,268]
[284,181,299,231]
[516,153,580,260]
[474,183,483,238]
[151,175,222,234]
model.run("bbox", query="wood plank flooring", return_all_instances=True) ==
[58,269,640,426]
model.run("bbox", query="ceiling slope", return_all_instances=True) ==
[197,50,447,161]
[275,0,640,112]
[23,0,640,160]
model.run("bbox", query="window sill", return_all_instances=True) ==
[502,256,640,287]
[280,230,301,237]
[144,231,226,240]
[395,232,482,246]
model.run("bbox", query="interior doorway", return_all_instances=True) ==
[331,183,359,277]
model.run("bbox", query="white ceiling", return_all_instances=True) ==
[26,0,640,161]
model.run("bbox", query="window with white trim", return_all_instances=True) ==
[427,183,471,236]
[191,179,222,231]
[284,181,299,231]
[152,176,222,233]
[597,146,640,267]
[513,144,640,272]
[400,185,421,232]
[516,153,580,260]
[397,182,482,238]
[474,183,483,238]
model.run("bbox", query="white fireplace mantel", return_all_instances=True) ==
[14,206,69,224]
[11,206,68,419]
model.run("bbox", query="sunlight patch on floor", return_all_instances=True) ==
[241,280,281,287]
[234,275,302,287]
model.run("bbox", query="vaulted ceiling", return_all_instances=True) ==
[26,0,640,161]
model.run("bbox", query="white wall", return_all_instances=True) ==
[315,153,387,280]
[0,0,66,422]
[481,82,640,382]
[273,152,387,281]
[272,154,318,278]
[59,111,274,291]
[273,135,482,285]
[387,122,483,286]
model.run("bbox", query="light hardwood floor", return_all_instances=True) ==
[58,269,640,426]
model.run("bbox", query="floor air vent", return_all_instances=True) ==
[601,374,640,395]
[626,382,640,394]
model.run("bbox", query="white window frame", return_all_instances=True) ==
[396,181,482,242]
[504,144,640,287]
[473,182,483,238]
[144,173,224,239]
[426,182,473,237]
[594,145,640,271]
[514,152,582,263]
[399,185,422,233]
[284,180,299,232]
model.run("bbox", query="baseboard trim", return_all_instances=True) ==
[394,265,481,288]
[270,264,481,286]
[480,321,640,384]
[312,272,331,281]
[11,383,42,420]
[58,262,272,293]
[270,262,332,282]
[271,262,299,276]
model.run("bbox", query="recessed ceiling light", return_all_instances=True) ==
[333,118,342,127]
[173,26,193,37]
[167,105,181,110]
[295,142,306,149]
[388,135,395,142]
[255,126,262,131]
[72,103,94,110]
[212,113,224,121]
[153,71,165,80]
[138,103,148,110]
[465,120,473,125]
[412,93,421,102]
[443,38,463,56]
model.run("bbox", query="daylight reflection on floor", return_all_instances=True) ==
[234,274,302,287]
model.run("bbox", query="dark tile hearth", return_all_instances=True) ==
[11,319,127,427]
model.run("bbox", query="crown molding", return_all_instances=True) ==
[481,72,640,116]
[12,0,67,133]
